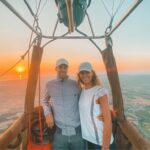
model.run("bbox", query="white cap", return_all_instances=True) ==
[79,62,93,72]
[56,58,69,67]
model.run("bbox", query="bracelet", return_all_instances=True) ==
[102,147,109,150]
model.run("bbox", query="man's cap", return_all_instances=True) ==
[56,58,69,67]
[78,62,93,72]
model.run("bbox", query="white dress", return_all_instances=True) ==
[79,85,114,145]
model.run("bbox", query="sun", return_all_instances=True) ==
[15,66,26,79]
[16,66,25,73]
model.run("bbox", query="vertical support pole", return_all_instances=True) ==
[24,44,43,118]
[22,45,43,148]
[101,38,125,121]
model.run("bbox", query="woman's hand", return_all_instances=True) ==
[45,113,54,128]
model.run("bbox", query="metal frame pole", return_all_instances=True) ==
[108,0,143,36]
[41,35,105,39]
[86,12,95,36]
[0,0,143,40]
[0,0,39,36]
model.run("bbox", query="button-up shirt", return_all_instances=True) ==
[42,76,81,136]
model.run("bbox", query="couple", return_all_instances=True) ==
[42,58,114,150]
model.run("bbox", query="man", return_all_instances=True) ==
[42,58,84,150]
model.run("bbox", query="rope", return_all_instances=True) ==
[24,0,42,34]
[100,0,126,18]
[0,39,36,78]
[25,0,42,143]
[25,0,44,139]
[38,66,43,143]
[105,17,114,35]
[27,48,30,73]
[24,0,42,121]
[0,0,41,77]
[27,20,37,73]
[38,0,48,17]
[112,0,126,18]
[99,0,126,36]
[35,0,38,10]
[24,0,35,17]
[100,0,112,18]
[34,0,42,33]
[112,0,115,17]
[0,59,21,78]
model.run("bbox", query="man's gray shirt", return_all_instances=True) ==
[42,77,81,136]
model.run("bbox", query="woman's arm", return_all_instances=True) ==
[98,95,112,150]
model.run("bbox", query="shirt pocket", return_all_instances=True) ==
[68,92,79,100]
[50,94,63,106]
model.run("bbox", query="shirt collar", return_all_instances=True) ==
[56,75,69,81]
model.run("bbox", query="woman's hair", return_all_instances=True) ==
[77,70,101,88]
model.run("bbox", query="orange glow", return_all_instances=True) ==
[15,65,26,80]
[0,57,150,81]
[16,66,25,74]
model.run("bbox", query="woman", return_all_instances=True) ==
[78,62,114,150]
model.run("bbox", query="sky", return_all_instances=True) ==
[0,0,150,80]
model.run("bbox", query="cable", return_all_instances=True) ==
[38,66,43,143]
[113,0,126,18]
[26,0,43,72]
[26,0,42,142]
[112,0,115,17]
[100,0,112,18]
[0,38,36,78]
[35,0,38,10]
[75,28,102,53]
[0,0,42,77]
[105,0,125,35]
[24,0,42,32]
[38,0,48,17]
[0,60,21,77]
[99,0,126,36]
[24,0,35,17]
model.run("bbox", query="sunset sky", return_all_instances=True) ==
[0,0,150,80]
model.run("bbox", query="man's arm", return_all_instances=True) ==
[42,84,54,128]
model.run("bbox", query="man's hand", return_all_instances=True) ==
[97,109,117,121]
[96,99,117,121]
[97,113,104,121]
[46,113,54,128]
